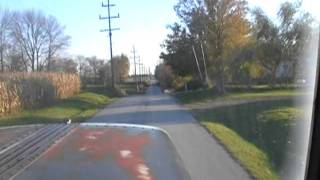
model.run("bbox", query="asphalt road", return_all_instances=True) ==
[89,85,251,180]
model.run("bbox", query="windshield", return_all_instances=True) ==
[0,0,319,180]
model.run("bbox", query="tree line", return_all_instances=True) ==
[77,54,130,86]
[157,0,315,93]
[0,8,130,86]
[0,9,70,72]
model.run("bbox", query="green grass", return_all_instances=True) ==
[226,90,302,99]
[119,82,140,95]
[257,107,303,123]
[0,88,113,127]
[175,88,304,104]
[119,82,147,95]
[203,122,277,180]
[83,82,149,96]
[193,99,304,180]
[83,83,146,96]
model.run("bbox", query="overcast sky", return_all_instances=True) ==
[1,0,319,73]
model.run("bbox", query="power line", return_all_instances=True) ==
[99,0,119,88]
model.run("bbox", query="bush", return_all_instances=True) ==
[0,72,80,116]
[113,86,127,97]
[186,79,203,90]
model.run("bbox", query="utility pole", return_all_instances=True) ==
[144,67,146,81]
[200,42,209,85]
[142,66,145,82]
[137,57,142,84]
[131,46,139,91]
[144,66,146,81]
[192,45,203,81]
[99,0,119,88]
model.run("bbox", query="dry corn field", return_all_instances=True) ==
[0,72,81,116]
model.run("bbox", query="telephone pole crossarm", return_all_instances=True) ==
[102,2,115,7]
[99,0,120,88]
[100,28,120,32]
[99,14,119,20]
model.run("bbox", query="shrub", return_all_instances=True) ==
[172,75,193,91]
[186,78,204,90]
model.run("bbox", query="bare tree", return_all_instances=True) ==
[0,8,12,72]
[50,57,77,73]
[0,9,71,73]
[45,16,70,71]
[6,53,26,72]
[11,10,48,71]
[87,56,104,84]
[9,38,29,71]
[76,55,86,76]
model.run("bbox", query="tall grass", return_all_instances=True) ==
[0,72,80,116]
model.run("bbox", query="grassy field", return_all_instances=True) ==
[203,122,277,179]
[0,82,149,126]
[175,88,304,104]
[175,88,305,179]
[194,99,304,179]
[0,87,113,126]
[119,82,143,95]
[83,83,146,96]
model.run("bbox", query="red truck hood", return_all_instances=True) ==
[1,123,190,180]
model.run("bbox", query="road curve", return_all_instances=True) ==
[89,85,251,180]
